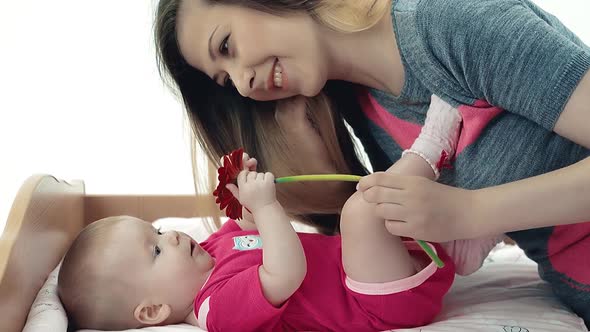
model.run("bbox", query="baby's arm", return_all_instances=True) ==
[235,217,257,231]
[225,153,259,231]
[387,95,462,180]
[226,171,306,307]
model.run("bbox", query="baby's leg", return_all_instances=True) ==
[340,191,416,283]
[439,235,504,275]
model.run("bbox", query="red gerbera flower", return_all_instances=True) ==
[213,148,244,220]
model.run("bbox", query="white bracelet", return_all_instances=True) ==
[406,95,462,179]
[402,149,441,180]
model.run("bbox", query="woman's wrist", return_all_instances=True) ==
[467,159,590,235]
[445,188,497,240]
[468,188,510,237]
[466,189,489,238]
[388,152,436,179]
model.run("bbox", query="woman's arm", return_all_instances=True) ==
[475,71,590,236]
[554,71,590,148]
[359,76,590,240]
[357,2,590,241]
[359,148,590,241]
[387,95,462,180]
[475,156,590,236]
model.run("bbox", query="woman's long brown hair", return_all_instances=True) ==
[154,0,388,233]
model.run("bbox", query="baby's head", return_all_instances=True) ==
[58,216,214,330]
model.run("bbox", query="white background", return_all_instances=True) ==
[1,0,589,233]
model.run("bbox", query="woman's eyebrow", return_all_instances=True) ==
[208,25,219,61]
[209,25,219,82]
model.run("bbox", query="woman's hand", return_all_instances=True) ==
[357,172,480,242]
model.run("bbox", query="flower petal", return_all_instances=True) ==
[213,148,245,219]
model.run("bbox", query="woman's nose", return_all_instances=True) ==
[231,67,255,97]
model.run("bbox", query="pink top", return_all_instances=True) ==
[194,220,454,332]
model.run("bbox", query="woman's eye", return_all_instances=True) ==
[219,34,230,55]
[154,245,161,257]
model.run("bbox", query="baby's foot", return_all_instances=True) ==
[440,235,505,275]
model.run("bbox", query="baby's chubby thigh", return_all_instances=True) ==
[340,191,415,283]
[340,190,382,234]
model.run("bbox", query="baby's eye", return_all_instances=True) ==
[154,245,162,257]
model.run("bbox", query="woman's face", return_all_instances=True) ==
[177,0,328,101]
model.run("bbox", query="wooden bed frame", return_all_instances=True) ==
[0,174,222,332]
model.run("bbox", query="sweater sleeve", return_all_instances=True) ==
[412,0,590,130]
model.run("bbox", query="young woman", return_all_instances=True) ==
[154,0,590,324]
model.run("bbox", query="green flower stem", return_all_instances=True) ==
[275,174,362,183]
[275,174,445,268]
[416,240,445,268]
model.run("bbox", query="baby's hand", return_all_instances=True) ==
[242,152,258,171]
[219,152,257,171]
[226,171,276,213]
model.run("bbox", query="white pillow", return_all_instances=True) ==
[23,219,589,332]
[22,264,68,332]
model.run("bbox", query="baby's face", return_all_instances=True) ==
[110,218,214,322]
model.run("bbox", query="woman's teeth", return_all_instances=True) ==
[274,60,283,88]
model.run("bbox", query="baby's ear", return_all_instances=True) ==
[134,301,171,326]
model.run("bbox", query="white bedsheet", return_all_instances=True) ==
[23,218,588,332]
[404,244,588,331]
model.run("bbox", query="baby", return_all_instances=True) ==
[58,96,496,330]
[58,180,454,331]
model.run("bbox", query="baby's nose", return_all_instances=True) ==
[166,230,179,246]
